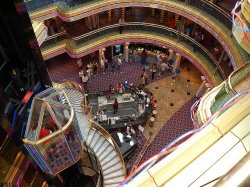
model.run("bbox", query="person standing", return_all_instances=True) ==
[100,57,105,74]
[117,56,122,73]
[111,58,116,73]
[141,49,148,65]
[78,69,84,81]
[77,58,83,68]
[151,63,157,80]
[82,73,89,89]
[140,74,146,88]
[104,58,108,73]
[93,61,98,75]
[143,70,149,85]
[113,98,119,114]
[193,31,202,52]
[119,18,125,34]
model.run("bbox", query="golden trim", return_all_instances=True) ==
[29,0,243,67]
[63,80,127,177]
[43,33,220,85]
[4,152,25,184]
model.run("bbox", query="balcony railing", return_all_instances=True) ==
[119,89,250,186]
[192,61,250,127]
[187,0,232,30]
[41,22,226,80]
[25,0,232,30]
[210,61,250,114]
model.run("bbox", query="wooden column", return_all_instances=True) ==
[160,10,165,24]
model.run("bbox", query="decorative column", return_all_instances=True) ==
[151,8,155,17]
[160,10,165,24]
[108,9,112,22]
[168,49,174,60]
[121,8,125,20]
[175,14,179,28]
[124,42,129,63]
[177,17,184,41]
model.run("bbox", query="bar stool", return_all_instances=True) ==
[152,110,157,118]
[149,117,155,127]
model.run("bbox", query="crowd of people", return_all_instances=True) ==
[139,50,181,88]
[77,48,183,91]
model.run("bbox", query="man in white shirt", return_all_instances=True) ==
[117,56,122,73]
[161,63,168,74]
[77,58,82,68]
[100,57,105,74]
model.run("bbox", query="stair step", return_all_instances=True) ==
[92,134,103,151]
[90,131,101,148]
[101,150,117,166]
[102,156,120,171]
[104,170,125,181]
[92,138,105,153]
[98,146,114,162]
[86,129,95,145]
[104,176,125,186]
[103,163,123,177]
[95,141,110,157]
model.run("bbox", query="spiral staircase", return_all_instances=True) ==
[63,81,126,187]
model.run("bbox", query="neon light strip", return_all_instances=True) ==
[16,160,30,187]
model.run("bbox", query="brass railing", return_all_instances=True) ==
[26,0,231,29]
[63,80,127,176]
[88,119,127,176]
[42,22,225,80]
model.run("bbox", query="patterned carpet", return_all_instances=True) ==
[46,53,172,93]
[139,97,197,165]
[46,54,196,175]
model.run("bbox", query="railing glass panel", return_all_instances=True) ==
[43,22,224,80]
[25,0,231,30]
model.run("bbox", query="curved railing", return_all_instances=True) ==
[229,61,250,93]
[62,80,127,177]
[192,61,250,127]
[88,119,127,176]
[187,0,232,30]
[41,22,226,80]
[119,89,250,186]
[25,0,232,30]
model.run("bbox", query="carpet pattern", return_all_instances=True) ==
[46,53,172,93]
[47,54,197,176]
[139,97,197,165]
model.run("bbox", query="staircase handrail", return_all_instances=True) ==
[120,90,250,186]
[63,79,89,112]
[88,118,127,177]
[63,80,127,177]
[228,61,250,93]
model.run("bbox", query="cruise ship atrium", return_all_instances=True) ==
[0,0,250,186]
